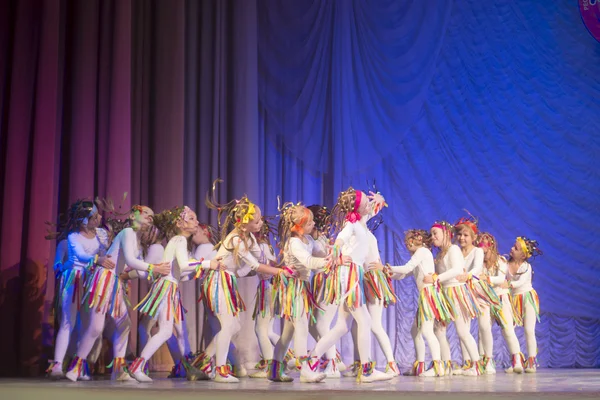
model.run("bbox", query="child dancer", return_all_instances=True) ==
[507,236,542,373]
[194,186,294,383]
[165,223,220,379]
[249,218,281,379]
[453,216,503,375]
[370,229,451,377]
[47,200,113,379]
[478,232,523,373]
[301,188,392,383]
[266,203,329,382]
[361,192,399,376]
[128,206,221,382]
[424,221,482,376]
[65,206,171,381]
[307,205,346,378]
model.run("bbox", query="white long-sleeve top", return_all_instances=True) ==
[132,243,165,280]
[63,228,109,271]
[336,220,370,268]
[436,244,465,288]
[463,246,484,277]
[214,232,263,278]
[389,247,435,291]
[194,243,218,263]
[283,235,327,281]
[257,242,277,280]
[180,243,219,282]
[161,235,207,285]
[106,227,153,275]
[507,261,533,295]
[487,257,509,296]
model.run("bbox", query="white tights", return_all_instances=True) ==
[273,299,309,361]
[166,319,192,362]
[54,286,88,364]
[365,300,395,362]
[139,306,187,361]
[309,303,338,360]
[76,301,131,361]
[311,303,372,363]
[255,314,279,360]
[435,308,479,363]
[521,300,537,357]
[412,318,441,362]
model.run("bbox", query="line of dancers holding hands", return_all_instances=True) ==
[46,181,542,384]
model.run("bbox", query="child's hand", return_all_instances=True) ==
[368,261,385,271]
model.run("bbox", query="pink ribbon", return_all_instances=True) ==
[345,190,362,223]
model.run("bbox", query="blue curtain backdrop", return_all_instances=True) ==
[179,0,600,369]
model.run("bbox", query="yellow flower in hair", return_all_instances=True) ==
[241,202,256,224]
[516,237,531,258]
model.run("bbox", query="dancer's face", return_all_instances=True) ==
[191,226,210,245]
[510,240,526,261]
[178,210,199,236]
[302,215,315,235]
[86,212,102,229]
[245,207,264,233]
[132,206,154,227]
[456,226,475,249]
[431,227,446,248]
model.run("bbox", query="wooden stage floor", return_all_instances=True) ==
[1,369,599,400]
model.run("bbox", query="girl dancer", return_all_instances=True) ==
[424,221,482,376]
[361,192,399,377]
[266,203,330,382]
[47,200,113,379]
[307,205,346,378]
[301,188,392,383]
[370,229,451,377]
[194,185,294,383]
[65,205,171,381]
[478,232,523,373]
[167,223,220,379]
[128,206,221,382]
[454,216,503,375]
[507,236,542,373]
[249,218,281,379]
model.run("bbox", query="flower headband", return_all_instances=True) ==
[82,204,98,226]
[432,220,454,238]
[180,205,194,222]
[516,236,542,259]
[235,201,256,226]
[346,190,363,223]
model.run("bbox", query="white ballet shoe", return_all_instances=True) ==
[299,357,326,383]
[214,366,239,383]
[342,361,360,377]
[358,362,393,383]
[47,362,64,380]
[484,357,496,375]
[322,360,340,379]
[462,361,482,377]
[129,358,153,383]
[524,356,537,373]
[421,361,445,377]
[385,361,400,377]
[116,371,135,381]
[65,369,79,382]
[249,367,268,378]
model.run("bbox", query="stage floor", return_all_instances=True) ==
[1,369,599,400]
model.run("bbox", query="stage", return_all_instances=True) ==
[1,370,599,400]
